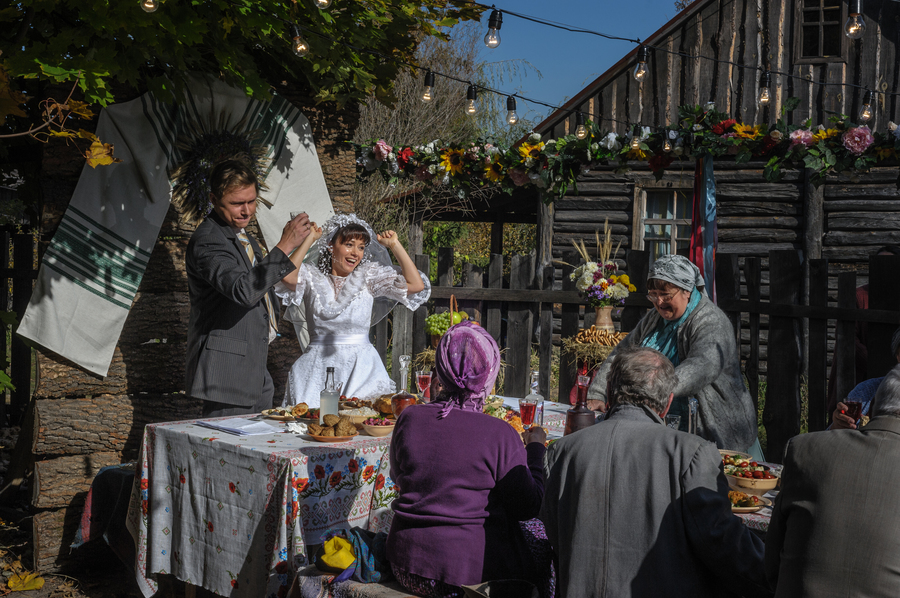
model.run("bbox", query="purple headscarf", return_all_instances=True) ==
[434,321,501,419]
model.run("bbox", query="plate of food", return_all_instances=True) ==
[307,433,356,443]
[722,454,779,495]
[306,415,359,442]
[262,408,294,421]
[728,490,772,513]
[296,407,321,422]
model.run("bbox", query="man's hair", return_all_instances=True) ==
[209,160,260,200]
[875,245,900,256]
[871,364,900,417]
[606,346,678,413]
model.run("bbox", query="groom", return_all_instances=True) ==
[185,160,312,418]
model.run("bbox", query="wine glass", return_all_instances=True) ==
[416,371,432,402]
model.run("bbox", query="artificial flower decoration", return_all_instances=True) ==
[842,125,874,156]
[518,141,545,163]
[484,159,505,182]
[440,148,465,175]
[734,123,764,139]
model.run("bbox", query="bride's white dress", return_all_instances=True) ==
[276,261,430,407]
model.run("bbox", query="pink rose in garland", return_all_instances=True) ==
[842,125,874,156]
[508,168,529,187]
[789,129,814,149]
[373,139,393,161]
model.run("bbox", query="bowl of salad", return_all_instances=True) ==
[362,417,395,437]
[722,452,779,495]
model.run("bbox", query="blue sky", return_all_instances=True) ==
[475,0,684,125]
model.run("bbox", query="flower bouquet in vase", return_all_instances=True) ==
[565,220,636,331]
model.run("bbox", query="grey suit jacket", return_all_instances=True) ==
[766,417,900,598]
[541,404,770,598]
[185,213,295,407]
[587,295,757,452]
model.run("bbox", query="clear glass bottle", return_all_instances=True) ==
[391,355,416,418]
[319,367,341,424]
[519,370,544,428]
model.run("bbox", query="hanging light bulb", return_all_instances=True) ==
[845,0,866,39]
[506,96,519,125]
[758,71,772,105]
[290,25,310,57]
[662,128,672,153]
[859,89,874,123]
[630,124,642,150]
[484,9,502,49]
[466,85,478,115]
[140,0,159,13]
[633,46,650,82]
[314,0,331,8]
[575,112,588,140]
[422,71,435,103]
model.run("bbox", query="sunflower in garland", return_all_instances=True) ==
[518,141,545,163]
[813,128,840,142]
[484,158,505,182]
[734,123,765,140]
[440,148,465,175]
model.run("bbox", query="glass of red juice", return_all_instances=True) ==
[843,400,863,422]
[518,398,538,428]
[416,371,432,401]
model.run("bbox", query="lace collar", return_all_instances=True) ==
[306,262,374,320]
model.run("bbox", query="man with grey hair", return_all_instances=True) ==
[542,346,771,598]
[766,363,900,597]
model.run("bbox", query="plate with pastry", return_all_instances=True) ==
[262,408,294,421]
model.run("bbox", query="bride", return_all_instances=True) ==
[277,214,430,407]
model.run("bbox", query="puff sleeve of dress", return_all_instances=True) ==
[364,262,431,310]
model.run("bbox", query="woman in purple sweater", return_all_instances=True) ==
[386,321,548,597]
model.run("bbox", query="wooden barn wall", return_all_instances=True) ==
[544,0,900,139]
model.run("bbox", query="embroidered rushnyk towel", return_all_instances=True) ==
[17,75,333,376]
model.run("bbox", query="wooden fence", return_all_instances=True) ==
[376,248,900,462]
[1,226,37,427]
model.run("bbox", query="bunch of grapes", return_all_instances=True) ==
[425,312,453,336]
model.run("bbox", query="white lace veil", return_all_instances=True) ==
[284,214,399,343]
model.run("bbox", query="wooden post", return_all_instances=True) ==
[538,264,553,399]
[408,211,424,256]
[485,254,504,345]
[621,249,649,332]
[558,251,580,403]
[867,255,900,378]
[807,258,829,432]
[535,193,554,274]
[490,221,503,256]
[11,233,34,423]
[764,249,802,462]
[803,172,824,380]
[460,263,483,323]
[412,254,430,358]
[743,257,761,415]
[506,253,534,397]
[436,247,454,313]
[715,252,741,343]
[834,272,857,404]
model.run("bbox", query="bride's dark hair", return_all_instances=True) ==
[319,223,371,272]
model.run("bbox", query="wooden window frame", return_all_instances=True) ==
[632,181,692,260]
[793,0,849,65]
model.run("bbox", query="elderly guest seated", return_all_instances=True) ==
[766,364,900,597]
[543,346,771,598]
[831,326,900,430]
[386,321,549,597]
[587,254,759,456]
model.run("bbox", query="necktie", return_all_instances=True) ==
[237,231,278,343]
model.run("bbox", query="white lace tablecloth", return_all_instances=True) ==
[125,417,398,598]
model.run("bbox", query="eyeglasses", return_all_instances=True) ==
[647,292,677,304]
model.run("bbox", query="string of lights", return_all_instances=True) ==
[138,0,897,131]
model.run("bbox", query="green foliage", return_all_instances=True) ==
[3,0,484,110]
[423,221,535,284]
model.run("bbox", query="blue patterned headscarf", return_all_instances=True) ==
[647,254,706,295]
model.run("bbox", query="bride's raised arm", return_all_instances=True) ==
[376,230,425,294]
[281,223,322,290]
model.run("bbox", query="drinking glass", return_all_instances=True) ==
[665,414,681,430]
[518,398,539,429]
[843,400,863,422]
[416,371,432,401]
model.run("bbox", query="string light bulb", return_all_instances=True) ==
[575,112,588,140]
[314,0,331,8]
[630,124,642,150]
[845,0,865,39]
[758,71,772,105]
[484,9,502,49]
[859,89,874,123]
[662,128,672,153]
[506,96,518,125]
[633,46,650,82]
[140,0,159,12]
[422,71,435,103]
[290,25,310,57]
[466,85,478,115]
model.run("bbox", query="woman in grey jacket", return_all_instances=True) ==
[586,254,759,455]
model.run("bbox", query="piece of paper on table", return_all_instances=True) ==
[196,418,280,436]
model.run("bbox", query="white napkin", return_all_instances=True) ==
[285,421,310,435]
[196,418,280,436]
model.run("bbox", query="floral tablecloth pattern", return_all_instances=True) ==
[126,417,396,598]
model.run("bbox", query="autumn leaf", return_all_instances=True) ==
[46,130,77,138]
[8,571,44,591]
[85,141,122,168]
[66,99,94,119]
[75,129,99,142]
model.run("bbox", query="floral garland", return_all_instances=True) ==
[352,98,900,203]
